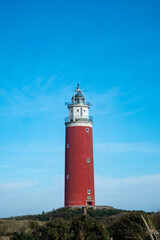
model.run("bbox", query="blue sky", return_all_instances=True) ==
[0,0,160,217]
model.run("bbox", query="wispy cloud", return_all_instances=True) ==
[96,174,160,189]
[13,107,54,115]
[95,174,160,211]
[88,86,121,116]
[0,75,70,118]
[122,90,154,105]
[0,176,64,217]
[95,142,160,153]
[116,88,157,116]
[0,181,38,191]
[120,107,146,116]
[88,86,151,117]
[0,143,64,153]
[0,164,13,168]
[0,82,153,119]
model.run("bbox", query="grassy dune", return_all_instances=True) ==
[0,208,160,240]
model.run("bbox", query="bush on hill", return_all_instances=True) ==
[10,215,109,240]
[1,208,159,240]
[107,212,155,240]
[7,208,125,221]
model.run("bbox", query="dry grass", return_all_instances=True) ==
[0,219,32,238]
[0,237,10,240]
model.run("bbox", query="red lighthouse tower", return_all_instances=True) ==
[65,84,95,207]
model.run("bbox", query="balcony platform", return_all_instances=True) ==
[65,116,93,124]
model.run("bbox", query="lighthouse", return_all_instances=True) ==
[65,84,95,207]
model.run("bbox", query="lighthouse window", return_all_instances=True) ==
[67,174,69,179]
[87,158,90,163]
[77,109,79,112]
[67,144,69,148]
[86,128,89,132]
[88,189,91,195]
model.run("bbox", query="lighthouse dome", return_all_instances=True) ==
[72,84,86,104]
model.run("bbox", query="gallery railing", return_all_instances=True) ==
[65,116,93,124]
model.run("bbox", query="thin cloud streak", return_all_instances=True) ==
[0,164,13,168]
[0,181,38,191]
[0,175,64,218]
[89,86,121,116]
[120,107,146,116]
[95,174,160,189]
[95,174,160,211]
[13,107,55,114]
[122,89,154,105]
[0,84,152,118]
[0,75,69,118]
[95,142,160,153]
[89,87,150,117]
[0,143,64,153]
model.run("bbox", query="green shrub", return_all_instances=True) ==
[69,215,109,240]
[108,212,151,240]
[10,232,39,240]
[29,216,109,240]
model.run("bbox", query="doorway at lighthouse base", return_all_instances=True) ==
[86,200,94,206]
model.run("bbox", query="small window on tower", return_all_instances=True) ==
[87,158,90,163]
[88,189,91,195]
[84,109,85,112]
[77,109,79,112]
[67,144,69,148]
[67,174,69,179]
[86,128,89,132]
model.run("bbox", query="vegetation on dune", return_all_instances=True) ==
[150,212,160,232]
[0,208,160,240]
[6,208,125,221]
[10,216,109,240]
[0,220,31,237]
[108,212,149,240]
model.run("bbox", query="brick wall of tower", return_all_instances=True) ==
[65,125,95,206]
